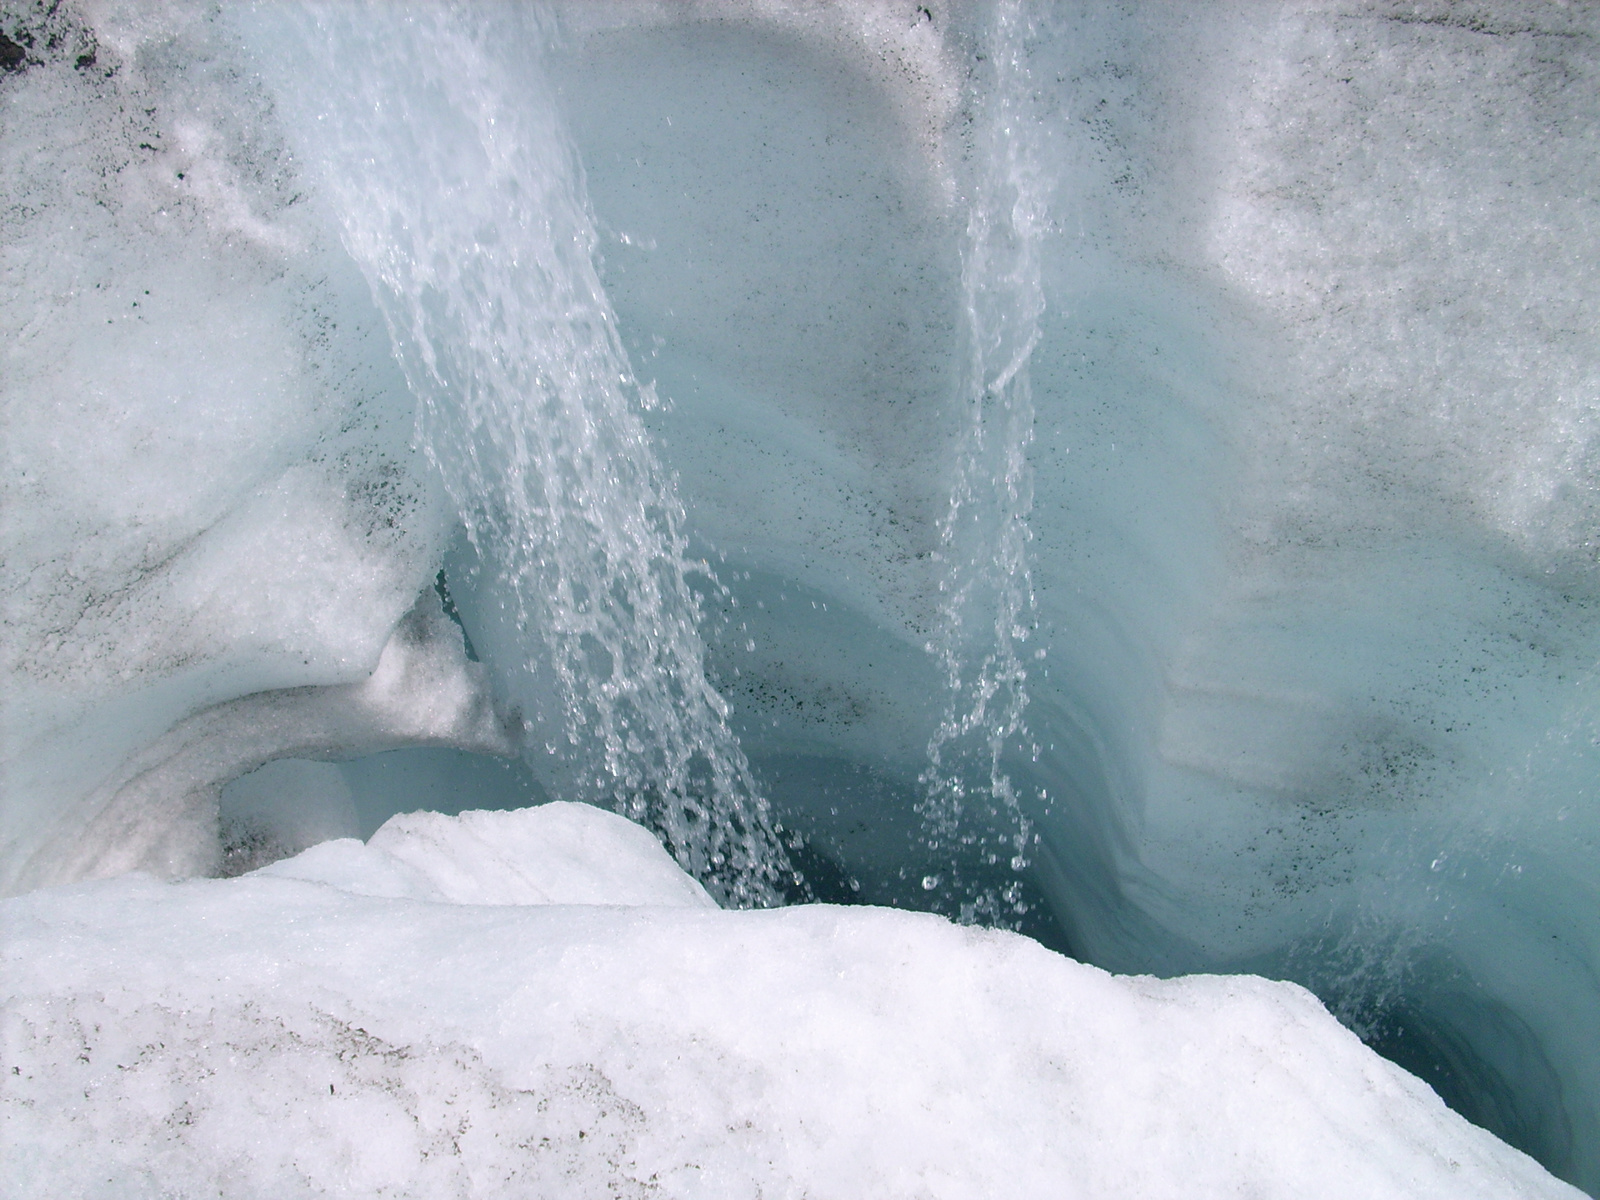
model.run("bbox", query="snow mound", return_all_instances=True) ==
[1,806,1576,1200]
[260,801,715,908]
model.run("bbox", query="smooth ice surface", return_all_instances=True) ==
[0,804,1579,1200]
[219,760,359,873]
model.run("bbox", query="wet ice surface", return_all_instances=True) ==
[0,804,1578,1200]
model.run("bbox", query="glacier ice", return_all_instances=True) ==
[2,0,1599,1192]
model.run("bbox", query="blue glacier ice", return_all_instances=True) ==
[2,0,1597,1191]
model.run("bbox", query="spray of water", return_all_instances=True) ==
[270,3,787,906]
[919,1,1048,927]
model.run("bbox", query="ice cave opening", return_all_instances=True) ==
[3,1,1598,1196]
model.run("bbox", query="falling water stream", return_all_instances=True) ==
[917,1,1048,928]
[260,1,1055,917]
[267,3,790,905]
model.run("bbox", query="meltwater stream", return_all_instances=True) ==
[255,1,1054,921]
[4,0,1600,1192]
[258,5,790,906]
[915,0,1047,928]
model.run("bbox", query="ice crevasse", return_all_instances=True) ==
[1,1,1597,1196]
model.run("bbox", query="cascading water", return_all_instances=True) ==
[254,3,788,906]
[917,0,1048,928]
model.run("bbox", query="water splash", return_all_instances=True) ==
[269,3,786,906]
[919,1,1048,927]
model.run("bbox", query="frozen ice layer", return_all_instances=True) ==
[9,584,517,893]
[0,803,1580,1200]
[219,760,360,874]
[0,2,464,891]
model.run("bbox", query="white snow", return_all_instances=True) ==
[0,803,1578,1200]
[265,802,715,908]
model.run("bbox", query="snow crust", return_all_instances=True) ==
[0,803,1577,1200]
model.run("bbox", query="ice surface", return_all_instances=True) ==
[8,585,516,892]
[0,804,1579,1200]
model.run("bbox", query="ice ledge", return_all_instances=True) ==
[8,587,519,896]
[1,803,1581,1199]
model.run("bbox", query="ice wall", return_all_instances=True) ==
[543,1,1600,1187]
[1012,10,1600,1183]
[3,0,1598,1191]
[0,2,526,891]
